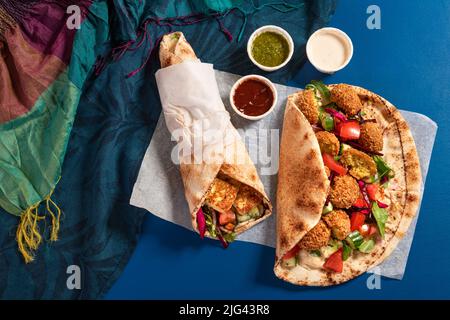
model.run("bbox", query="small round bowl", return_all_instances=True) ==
[247,25,294,72]
[229,75,278,121]
[306,27,353,74]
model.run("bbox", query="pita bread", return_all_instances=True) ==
[158,32,272,239]
[275,84,421,285]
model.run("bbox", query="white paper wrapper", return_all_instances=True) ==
[131,69,437,280]
[155,61,232,163]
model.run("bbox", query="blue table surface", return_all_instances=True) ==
[106,0,450,299]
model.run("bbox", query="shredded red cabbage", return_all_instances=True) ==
[377,200,389,208]
[196,207,206,239]
[357,180,372,208]
[216,231,229,249]
[325,108,348,122]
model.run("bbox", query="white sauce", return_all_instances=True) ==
[307,30,351,71]
[298,249,325,270]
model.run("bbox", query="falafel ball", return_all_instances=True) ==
[299,220,331,250]
[358,121,383,153]
[295,89,319,124]
[330,84,362,116]
[323,210,351,240]
[340,147,377,180]
[329,175,360,209]
[316,131,340,156]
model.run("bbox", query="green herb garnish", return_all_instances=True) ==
[372,202,388,238]
[342,241,352,261]
[373,155,395,181]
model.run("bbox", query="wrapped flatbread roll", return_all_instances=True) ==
[156,32,272,246]
[275,82,421,285]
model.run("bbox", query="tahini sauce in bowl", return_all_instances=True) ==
[306,27,353,74]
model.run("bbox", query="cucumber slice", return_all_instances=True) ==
[248,206,260,218]
[358,239,375,253]
[322,202,333,215]
[281,256,297,269]
[237,214,252,223]
[346,231,364,249]
[321,239,341,257]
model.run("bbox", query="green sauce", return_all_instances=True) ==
[251,31,290,67]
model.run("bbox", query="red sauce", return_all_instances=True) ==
[233,78,274,116]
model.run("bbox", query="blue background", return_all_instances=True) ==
[106,0,450,299]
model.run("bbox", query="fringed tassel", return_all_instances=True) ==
[16,204,45,263]
[15,190,62,263]
[46,193,62,241]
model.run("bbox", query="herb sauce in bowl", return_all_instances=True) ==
[247,25,294,72]
[251,32,289,67]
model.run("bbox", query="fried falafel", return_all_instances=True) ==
[329,175,360,209]
[295,89,319,124]
[316,131,340,156]
[359,121,383,153]
[330,84,362,116]
[323,210,351,240]
[340,147,377,180]
[298,220,331,250]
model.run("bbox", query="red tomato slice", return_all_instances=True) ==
[353,197,367,208]
[368,225,378,236]
[366,184,379,201]
[219,211,236,225]
[323,248,343,273]
[350,212,366,231]
[339,121,361,140]
[283,245,300,260]
[322,153,348,176]
[359,224,370,236]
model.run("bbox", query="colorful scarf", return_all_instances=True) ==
[0,0,109,262]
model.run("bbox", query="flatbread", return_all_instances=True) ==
[158,32,272,238]
[274,84,421,285]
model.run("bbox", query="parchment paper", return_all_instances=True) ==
[131,70,437,280]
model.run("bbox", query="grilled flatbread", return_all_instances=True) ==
[275,84,421,285]
[157,32,272,244]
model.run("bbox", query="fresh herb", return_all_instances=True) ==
[342,241,352,261]
[311,80,331,100]
[324,102,338,110]
[358,239,375,253]
[222,232,236,243]
[338,143,345,156]
[373,155,395,181]
[372,202,388,238]
[202,206,216,238]
[321,114,335,131]
[318,107,334,131]
[310,249,322,257]
[306,80,331,103]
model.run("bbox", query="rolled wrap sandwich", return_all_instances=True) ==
[155,32,272,247]
[275,81,421,285]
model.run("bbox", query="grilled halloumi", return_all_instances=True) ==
[233,185,262,215]
[205,178,239,213]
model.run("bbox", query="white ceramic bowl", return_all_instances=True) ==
[229,75,278,121]
[306,27,353,74]
[247,25,294,72]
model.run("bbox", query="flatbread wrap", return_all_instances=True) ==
[275,81,421,285]
[156,32,272,247]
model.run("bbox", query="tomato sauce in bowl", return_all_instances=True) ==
[230,75,277,120]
